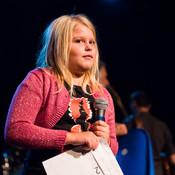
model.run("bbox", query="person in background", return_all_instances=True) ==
[122,90,175,175]
[99,61,129,121]
[99,61,128,135]
[4,14,118,175]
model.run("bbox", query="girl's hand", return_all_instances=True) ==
[91,120,110,145]
[66,131,99,151]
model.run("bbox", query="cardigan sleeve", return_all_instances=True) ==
[104,88,118,155]
[4,69,67,151]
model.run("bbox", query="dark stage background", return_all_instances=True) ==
[1,0,175,162]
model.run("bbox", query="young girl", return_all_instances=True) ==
[4,14,118,174]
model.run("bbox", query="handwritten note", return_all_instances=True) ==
[92,137,123,175]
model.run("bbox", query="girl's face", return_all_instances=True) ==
[68,24,97,77]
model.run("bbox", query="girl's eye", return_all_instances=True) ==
[89,41,95,45]
[75,39,83,43]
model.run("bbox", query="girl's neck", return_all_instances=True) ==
[72,74,85,86]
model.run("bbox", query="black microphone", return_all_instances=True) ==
[93,98,108,121]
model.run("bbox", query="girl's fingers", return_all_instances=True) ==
[91,121,110,144]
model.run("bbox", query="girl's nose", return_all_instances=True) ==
[85,43,92,51]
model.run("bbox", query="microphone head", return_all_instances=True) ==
[93,98,108,110]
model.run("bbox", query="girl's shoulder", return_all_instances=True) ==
[26,68,56,82]
[23,68,58,87]
[22,68,64,93]
[30,68,52,77]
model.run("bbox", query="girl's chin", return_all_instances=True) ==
[82,66,92,72]
[73,68,91,76]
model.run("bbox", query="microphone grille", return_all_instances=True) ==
[93,98,108,110]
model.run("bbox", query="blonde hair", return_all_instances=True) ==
[36,14,101,95]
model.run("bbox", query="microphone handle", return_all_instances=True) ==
[95,109,105,121]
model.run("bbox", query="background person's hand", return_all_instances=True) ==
[115,123,128,136]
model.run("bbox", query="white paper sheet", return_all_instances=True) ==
[91,137,123,175]
[42,138,123,175]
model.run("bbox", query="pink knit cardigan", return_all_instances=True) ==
[4,68,118,155]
